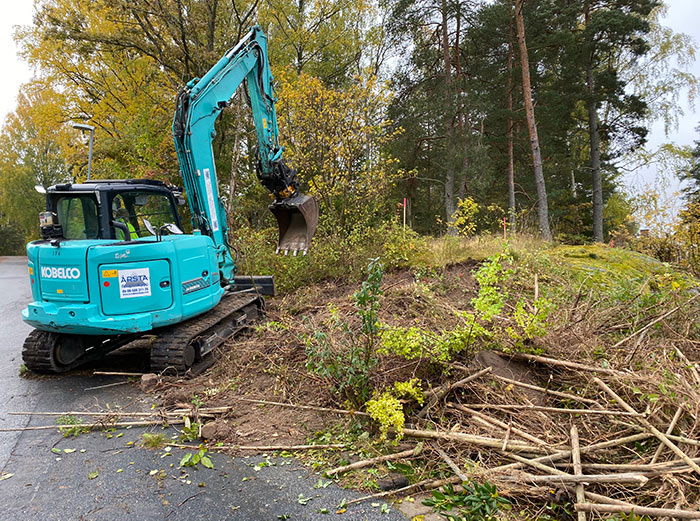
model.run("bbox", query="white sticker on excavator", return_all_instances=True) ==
[118,267,151,299]
[203,168,219,232]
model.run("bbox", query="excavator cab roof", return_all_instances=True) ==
[41,179,183,241]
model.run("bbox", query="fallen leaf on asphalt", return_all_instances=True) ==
[88,471,98,480]
[51,448,61,454]
[0,473,14,481]
[63,449,76,454]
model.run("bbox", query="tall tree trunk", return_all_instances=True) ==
[586,5,604,242]
[507,11,516,228]
[514,0,552,241]
[441,0,456,227]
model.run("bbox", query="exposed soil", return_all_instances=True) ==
[158,261,481,447]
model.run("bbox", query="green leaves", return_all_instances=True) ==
[179,448,214,470]
[423,481,510,521]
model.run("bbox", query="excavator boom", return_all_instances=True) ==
[173,25,317,268]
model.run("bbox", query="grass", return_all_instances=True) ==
[141,432,169,449]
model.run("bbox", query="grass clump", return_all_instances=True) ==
[141,432,169,449]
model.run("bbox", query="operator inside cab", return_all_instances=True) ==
[112,196,138,240]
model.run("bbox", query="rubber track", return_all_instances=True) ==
[149,292,262,375]
[22,330,61,373]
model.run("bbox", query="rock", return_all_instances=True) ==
[140,373,159,393]
[377,472,409,491]
[201,421,221,440]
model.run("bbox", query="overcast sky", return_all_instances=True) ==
[1,1,699,200]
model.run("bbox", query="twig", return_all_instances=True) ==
[346,475,461,505]
[449,404,549,446]
[235,398,370,417]
[92,371,145,376]
[326,445,423,476]
[418,367,492,418]
[436,448,468,482]
[493,432,653,472]
[571,425,586,521]
[496,452,635,507]
[507,352,628,376]
[610,294,700,350]
[500,472,648,484]
[168,442,346,451]
[593,377,700,475]
[84,381,131,391]
[650,406,684,464]
[575,503,700,519]
[490,373,599,406]
[458,404,640,416]
[0,419,181,432]
[675,347,700,387]
[501,422,512,451]
[177,491,204,508]
[9,411,160,418]
[401,428,551,454]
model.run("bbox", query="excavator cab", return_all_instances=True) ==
[270,194,318,255]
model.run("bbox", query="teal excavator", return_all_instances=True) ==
[21,26,318,374]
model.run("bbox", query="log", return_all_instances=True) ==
[490,373,599,406]
[650,405,683,464]
[458,403,640,416]
[575,502,700,519]
[594,378,700,475]
[401,427,551,454]
[508,352,627,376]
[326,445,423,476]
[571,425,586,521]
[450,404,548,446]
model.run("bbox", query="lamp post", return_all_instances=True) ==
[72,123,95,181]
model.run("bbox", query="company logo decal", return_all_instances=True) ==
[118,267,152,298]
[40,266,81,280]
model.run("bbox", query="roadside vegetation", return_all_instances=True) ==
[156,232,700,519]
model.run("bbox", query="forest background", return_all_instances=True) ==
[1,0,700,276]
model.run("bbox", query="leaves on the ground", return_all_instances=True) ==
[88,471,98,480]
[297,493,312,505]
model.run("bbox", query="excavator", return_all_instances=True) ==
[21,26,318,374]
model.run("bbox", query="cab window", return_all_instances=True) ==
[56,195,99,239]
[111,191,178,239]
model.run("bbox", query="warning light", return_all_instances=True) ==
[103,281,110,287]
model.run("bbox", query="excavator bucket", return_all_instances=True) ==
[269,193,319,255]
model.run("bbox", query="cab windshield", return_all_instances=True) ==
[56,195,99,239]
[111,191,178,240]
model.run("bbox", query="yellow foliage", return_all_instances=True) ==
[276,71,400,228]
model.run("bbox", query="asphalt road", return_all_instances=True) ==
[0,256,408,520]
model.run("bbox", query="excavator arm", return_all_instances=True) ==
[173,26,318,282]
